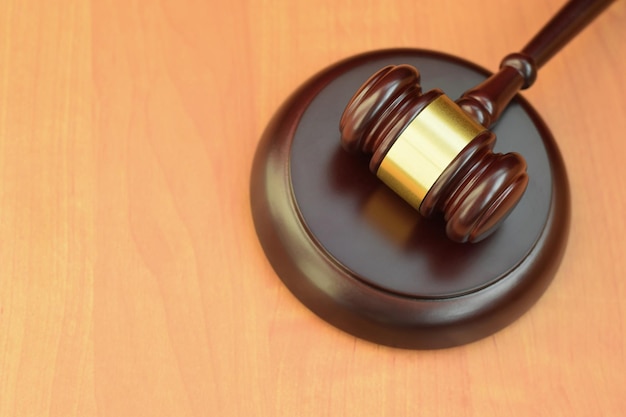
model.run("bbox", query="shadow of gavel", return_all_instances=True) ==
[340,0,614,243]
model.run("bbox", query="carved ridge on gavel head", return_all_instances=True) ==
[339,64,530,243]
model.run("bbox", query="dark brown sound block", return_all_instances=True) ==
[250,49,570,349]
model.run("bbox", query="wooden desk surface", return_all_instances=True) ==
[1,0,625,415]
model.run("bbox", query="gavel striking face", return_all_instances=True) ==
[340,64,529,243]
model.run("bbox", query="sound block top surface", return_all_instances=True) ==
[251,49,569,349]
[290,53,551,298]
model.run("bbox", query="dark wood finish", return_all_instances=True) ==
[522,0,616,68]
[250,49,570,349]
[420,131,528,243]
[457,54,533,127]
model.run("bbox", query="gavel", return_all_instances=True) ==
[340,0,614,243]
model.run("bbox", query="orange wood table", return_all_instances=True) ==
[1,0,625,415]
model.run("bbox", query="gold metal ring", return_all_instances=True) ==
[376,94,485,209]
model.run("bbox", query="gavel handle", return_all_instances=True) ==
[523,0,615,68]
[457,0,616,127]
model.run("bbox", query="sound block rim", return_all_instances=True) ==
[250,48,570,349]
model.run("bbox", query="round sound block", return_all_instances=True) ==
[250,49,570,349]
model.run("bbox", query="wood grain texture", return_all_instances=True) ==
[0,0,624,415]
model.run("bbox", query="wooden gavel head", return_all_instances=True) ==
[339,64,529,243]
